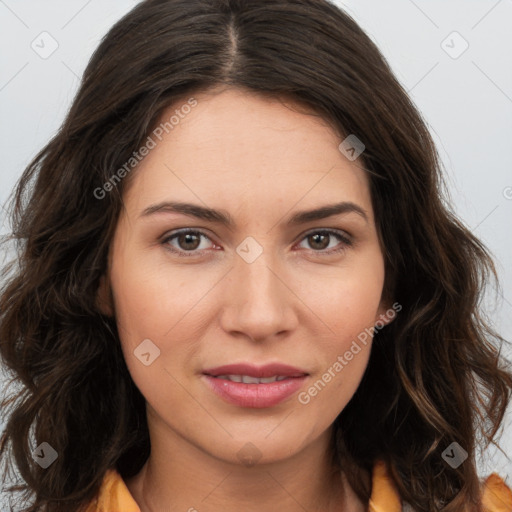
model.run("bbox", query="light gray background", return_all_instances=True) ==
[1,0,511,505]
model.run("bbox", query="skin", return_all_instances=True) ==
[98,86,395,512]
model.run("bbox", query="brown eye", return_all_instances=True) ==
[162,229,214,257]
[307,233,330,250]
[161,228,353,258]
[175,232,201,251]
[297,230,352,255]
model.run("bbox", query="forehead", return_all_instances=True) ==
[122,87,373,222]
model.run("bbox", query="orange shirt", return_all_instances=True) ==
[84,459,512,512]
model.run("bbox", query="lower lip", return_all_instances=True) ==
[202,375,308,408]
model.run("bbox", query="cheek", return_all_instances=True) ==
[110,244,207,344]
[303,326,373,413]
[300,250,385,341]
[108,250,213,399]
[295,256,384,410]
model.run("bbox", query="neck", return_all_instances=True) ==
[126,419,366,512]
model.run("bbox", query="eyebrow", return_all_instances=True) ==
[140,200,369,227]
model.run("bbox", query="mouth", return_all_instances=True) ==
[202,362,309,379]
[207,374,299,383]
[201,363,309,408]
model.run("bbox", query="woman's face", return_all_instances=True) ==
[102,86,393,466]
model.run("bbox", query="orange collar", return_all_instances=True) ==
[85,459,512,512]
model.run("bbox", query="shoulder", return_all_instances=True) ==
[480,472,512,512]
[369,459,512,512]
[81,469,140,512]
[83,463,512,512]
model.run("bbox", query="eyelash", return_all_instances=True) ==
[161,228,353,258]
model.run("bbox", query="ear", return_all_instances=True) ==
[96,274,114,317]
[374,300,401,329]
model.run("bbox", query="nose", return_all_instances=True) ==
[218,244,298,343]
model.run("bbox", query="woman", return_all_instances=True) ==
[1,0,511,511]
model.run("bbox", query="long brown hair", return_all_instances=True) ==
[1,0,511,511]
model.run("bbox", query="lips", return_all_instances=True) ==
[202,363,309,379]
[201,363,309,408]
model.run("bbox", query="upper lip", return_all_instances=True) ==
[202,363,309,378]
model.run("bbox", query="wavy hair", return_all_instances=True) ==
[1,0,511,511]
